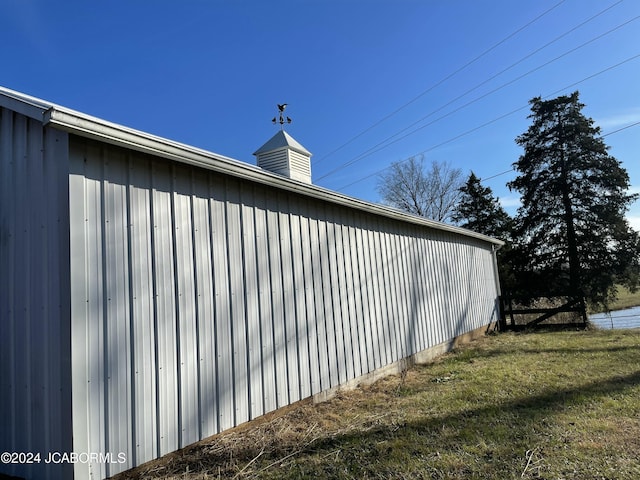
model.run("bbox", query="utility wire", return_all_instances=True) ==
[334,52,640,192]
[602,120,640,137]
[474,119,640,184]
[318,12,640,183]
[458,117,640,184]
[334,105,529,190]
[312,0,567,166]
[320,0,622,176]
[452,101,640,184]
[481,169,516,182]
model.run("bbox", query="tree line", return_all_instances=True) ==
[377,91,640,308]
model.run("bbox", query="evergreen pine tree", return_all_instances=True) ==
[507,91,639,306]
[453,172,515,289]
[452,172,512,239]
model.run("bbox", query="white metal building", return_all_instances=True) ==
[0,87,502,480]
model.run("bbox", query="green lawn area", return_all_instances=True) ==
[116,330,640,480]
[600,285,640,312]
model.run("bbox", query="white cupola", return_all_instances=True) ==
[254,104,312,184]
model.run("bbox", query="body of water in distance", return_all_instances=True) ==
[589,305,640,330]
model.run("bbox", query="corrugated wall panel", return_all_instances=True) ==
[392,229,408,359]
[210,174,234,432]
[299,203,321,395]
[308,210,331,392]
[226,178,250,425]
[332,214,350,382]
[43,123,73,479]
[364,222,383,370]
[413,231,428,352]
[266,196,289,408]
[173,164,200,448]
[380,227,394,361]
[400,230,417,356]
[192,175,217,437]
[66,136,500,479]
[416,230,433,351]
[434,231,451,344]
[254,188,277,412]
[327,216,347,386]
[374,225,393,365]
[128,156,158,466]
[151,159,180,457]
[428,234,441,344]
[317,212,338,388]
[104,147,134,475]
[0,109,73,480]
[406,229,422,354]
[346,218,365,378]
[355,218,375,374]
[341,216,361,379]
[278,194,300,404]
[289,205,311,400]
[240,186,264,420]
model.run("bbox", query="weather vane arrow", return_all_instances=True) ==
[272,103,292,130]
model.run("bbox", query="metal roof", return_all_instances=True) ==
[253,130,312,156]
[0,85,503,246]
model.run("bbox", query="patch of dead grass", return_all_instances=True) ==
[112,330,640,480]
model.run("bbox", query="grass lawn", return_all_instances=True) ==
[114,330,640,480]
[600,286,640,312]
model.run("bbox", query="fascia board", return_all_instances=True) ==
[0,87,51,120]
[43,107,503,247]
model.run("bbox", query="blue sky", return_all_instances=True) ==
[3,0,640,229]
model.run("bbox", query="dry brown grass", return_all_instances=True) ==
[113,388,408,479]
[112,330,640,480]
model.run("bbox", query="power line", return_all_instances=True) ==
[466,119,640,184]
[312,0,567,166]
[439,108,640,185]
[603,120,640,137]
[481,169,515,182]
[334,104,529,190]
[318,11,640,183]
[338,114,640,192]
[355,0,623,162]
[407,117,640,188]
[318,0,621,179]
[333,52,640,192]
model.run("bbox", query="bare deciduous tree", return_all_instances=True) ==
[377,155,463,223]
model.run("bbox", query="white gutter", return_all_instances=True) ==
[0,86,502,246]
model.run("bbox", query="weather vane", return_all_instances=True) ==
[272,103,292,130]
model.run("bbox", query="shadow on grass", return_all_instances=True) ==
[115,366,640,479]
[113,330,640,479]
[460,345,640,361]
[292,369,640,478]
[439,331,640,363]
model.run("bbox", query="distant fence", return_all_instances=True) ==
[589,307,640,330]
[499,294,587,331]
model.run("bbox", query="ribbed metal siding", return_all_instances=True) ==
[0,108,73,480]
[68,136,499,478]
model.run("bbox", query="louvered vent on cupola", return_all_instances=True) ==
[253,130,312,184]
[254,103,311,183]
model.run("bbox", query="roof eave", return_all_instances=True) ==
[42,106,502,247]
[0,87,51,120]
